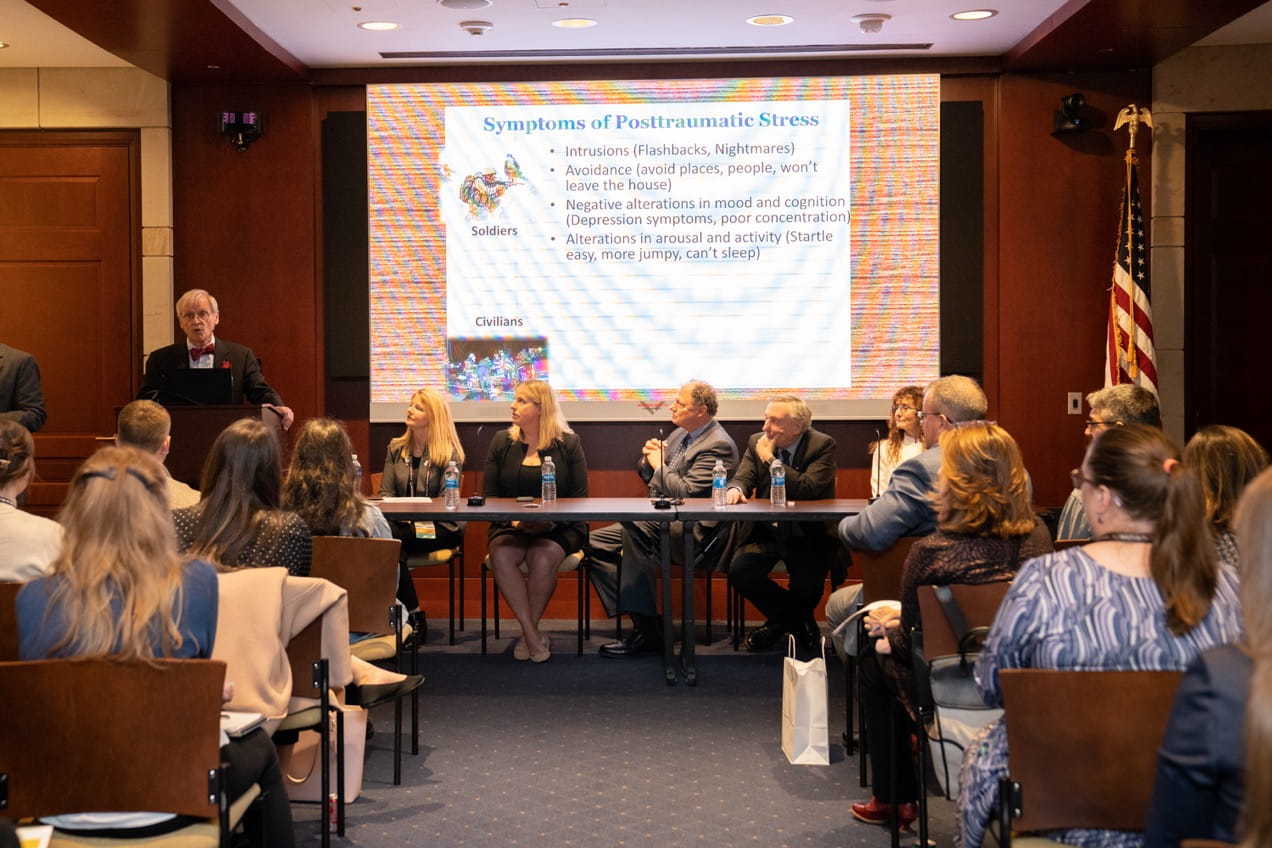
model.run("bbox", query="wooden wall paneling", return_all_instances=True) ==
[992,72,1151,508]
[0,132,140,513]
[170,83,321,428]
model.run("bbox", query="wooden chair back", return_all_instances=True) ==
[0,657,226,820]
[286,618,325,699]
[916,580,1011,657]
[856,537,919,604]
[310,536,403,635]
[999,668,1183,834]
[0,581,21,661]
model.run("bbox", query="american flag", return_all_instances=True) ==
[1105,150,1157,393]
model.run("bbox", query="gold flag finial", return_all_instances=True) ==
[1115,105,1154,152]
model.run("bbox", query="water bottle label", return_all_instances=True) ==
[713,478,725,489]
[445,479,458,489]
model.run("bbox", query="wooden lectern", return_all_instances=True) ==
[165,405,288,487]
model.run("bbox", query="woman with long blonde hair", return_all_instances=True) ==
[16,447,293,846]
[1146,461,1272,846]
[483,379,588,662]
[379,388,466,576]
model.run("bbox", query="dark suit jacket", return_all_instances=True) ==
[141,338,283,406]
[1145,643,1250,847]
[639,418,739,499]
[0,343,46,432]
[483,429,589,551]
[726,427,840,553]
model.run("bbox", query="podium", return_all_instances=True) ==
[165,405,288,487]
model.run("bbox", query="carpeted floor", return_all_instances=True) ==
[290,620,958,846]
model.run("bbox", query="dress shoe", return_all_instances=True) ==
[744,621,784,652]
[850,797,918,830]
[598,629,662,658]
[347,674,425,707]
[795,617,822,654]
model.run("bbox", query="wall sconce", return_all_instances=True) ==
[1052,93,1089,135]
[218,111,263,152]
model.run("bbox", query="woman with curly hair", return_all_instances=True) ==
[851,421,1051,831]
[869,385,924,497]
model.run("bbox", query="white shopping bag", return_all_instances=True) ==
[781,635,830,765]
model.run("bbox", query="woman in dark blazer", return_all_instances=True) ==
[379,388,466,557]
[483,379,587,662]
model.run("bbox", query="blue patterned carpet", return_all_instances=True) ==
[290,622,958,847]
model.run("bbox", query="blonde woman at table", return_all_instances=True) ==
[483,380,588,662]
[379,387,466,551]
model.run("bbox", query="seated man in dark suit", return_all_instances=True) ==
[587,380,739,657]
[140,288,294,430]
[725,395,842,652]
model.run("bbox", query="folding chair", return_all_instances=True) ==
[272,619,341,846]
[995,668,1184,846]
[0,657,257,848]
[310,535,418,786]
[911,579,1012,844]
[371,471,466,645]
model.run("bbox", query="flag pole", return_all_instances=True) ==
[1109,105,1154,385]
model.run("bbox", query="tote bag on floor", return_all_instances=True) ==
[781,636,830,765]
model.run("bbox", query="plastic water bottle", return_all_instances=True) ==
[770,457,786,507]
[351,454,362,493]
[541,455,557,504]
[712,459,728,510]
[443,460,461,510]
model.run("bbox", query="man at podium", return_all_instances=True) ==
[140,289,294,430]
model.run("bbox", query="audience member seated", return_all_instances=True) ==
[1183,424,1268,569]
[826,375,989,655]
[15,446,293,847]
[724,395,840,653]
[484,379,588,663]
[1054,383,1160,540]
[175,417,312,575]
[1145,464,1272,846]
[850,421,1051,831]
[870,384,924,498]
[957,425,1243,848]
[114,399,200,508]
[0,420,61,581]
[378,388,467,607]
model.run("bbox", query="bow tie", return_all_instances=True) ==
[189,345,215,360]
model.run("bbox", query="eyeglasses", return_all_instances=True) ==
[915,410,946,425]
[1084,418,1118,432]
[893,404,917,414]
[180,310,214,321]
[1070,468,1099,490]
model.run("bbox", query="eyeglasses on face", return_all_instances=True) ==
[1070,468,1099,490]
[893,404,917,414]
[1084,418,1119,431]
[915,410,946,425]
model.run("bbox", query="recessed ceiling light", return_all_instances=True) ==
[747,14,794,27]
[358,20,400,31]
[0,42,10,49]
[951,9,997,21]
[438,0,491,8]
[552,18,597,29]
